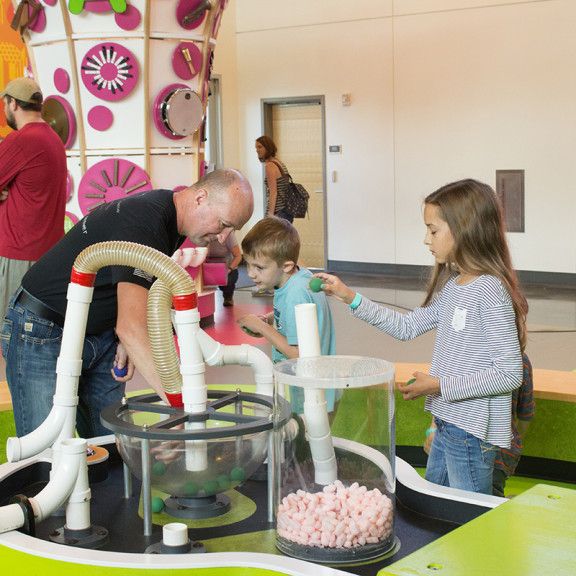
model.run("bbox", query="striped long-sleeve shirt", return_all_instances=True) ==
[352,275,523,448]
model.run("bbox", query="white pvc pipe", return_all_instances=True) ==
[65,440,91,531]
[295,304,321,357]
[195,327,223,365]
[6,401,72,462]
[222,345,275,398]
[163,523,189,547]
[58,284,94,381]
[195,331,273,470]
[1,242,203,535]
[173,308,208,472]
[28,439,86,526]
[196,330,276,397]
[294,303,337,486]
[0,504,26,534]
[173,308,207,413]
[8,284,93,463]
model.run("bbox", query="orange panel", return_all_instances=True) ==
[0,0,29,138]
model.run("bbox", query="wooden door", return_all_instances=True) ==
[269,102,325,269]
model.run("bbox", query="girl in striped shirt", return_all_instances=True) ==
[313,179,528,494]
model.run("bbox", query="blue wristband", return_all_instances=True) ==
[426,427,436,437]
[349,292,363,309]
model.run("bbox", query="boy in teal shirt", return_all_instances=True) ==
[237,216,337,412]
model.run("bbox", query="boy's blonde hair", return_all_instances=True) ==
[241,216,300,267]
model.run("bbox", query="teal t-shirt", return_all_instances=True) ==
[272,267,338,412]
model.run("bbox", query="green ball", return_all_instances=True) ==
[151,497,165,513]
[217,475,231,490]
[184,481,199,497]
[152,461,167,476]
[309,277,324,292]
[203,479,219,496]
[230,467,245,482]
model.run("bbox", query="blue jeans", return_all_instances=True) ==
[1,289,124,439]
[425,417,498,495]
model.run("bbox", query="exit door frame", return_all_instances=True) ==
[261,96,327,271]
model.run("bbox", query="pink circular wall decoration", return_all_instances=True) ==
[176,0,208,30]
[88,106,113,131]
[78,159,152,215]
[54,68,70,93]
[28,3,46,32]
[81,43,138,102]
[172,42,202,81]
[115,4,141,30]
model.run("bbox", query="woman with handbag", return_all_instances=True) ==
[255,135,294,223]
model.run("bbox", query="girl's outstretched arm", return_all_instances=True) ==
[311,273,357,304]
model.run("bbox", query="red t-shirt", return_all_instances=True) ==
[0,122,67,260]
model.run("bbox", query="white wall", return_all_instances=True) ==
[215,0,576,275]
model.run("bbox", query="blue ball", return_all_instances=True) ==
[114,365,128,377]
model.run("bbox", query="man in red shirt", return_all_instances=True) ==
[0,77,67,319]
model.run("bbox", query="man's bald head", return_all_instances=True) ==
[174,169,254,246]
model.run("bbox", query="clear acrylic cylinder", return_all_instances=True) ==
[273,355,396,565]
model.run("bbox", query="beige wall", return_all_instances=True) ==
[214,0,576,275]
[211,0,240,172]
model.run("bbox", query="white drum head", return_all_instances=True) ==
[161,88,203,136]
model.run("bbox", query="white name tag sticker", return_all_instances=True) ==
[452,307,467,332]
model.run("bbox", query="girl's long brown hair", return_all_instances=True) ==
[423,179,528,351]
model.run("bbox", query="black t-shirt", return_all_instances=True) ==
[23,189,185,334]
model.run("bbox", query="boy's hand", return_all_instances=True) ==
[237,314,267,337]
[310,273,356,304]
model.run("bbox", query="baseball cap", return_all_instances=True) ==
[0,77,43,104]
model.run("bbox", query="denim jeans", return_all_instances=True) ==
[1,289,125,439]
[425,417,498,495]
